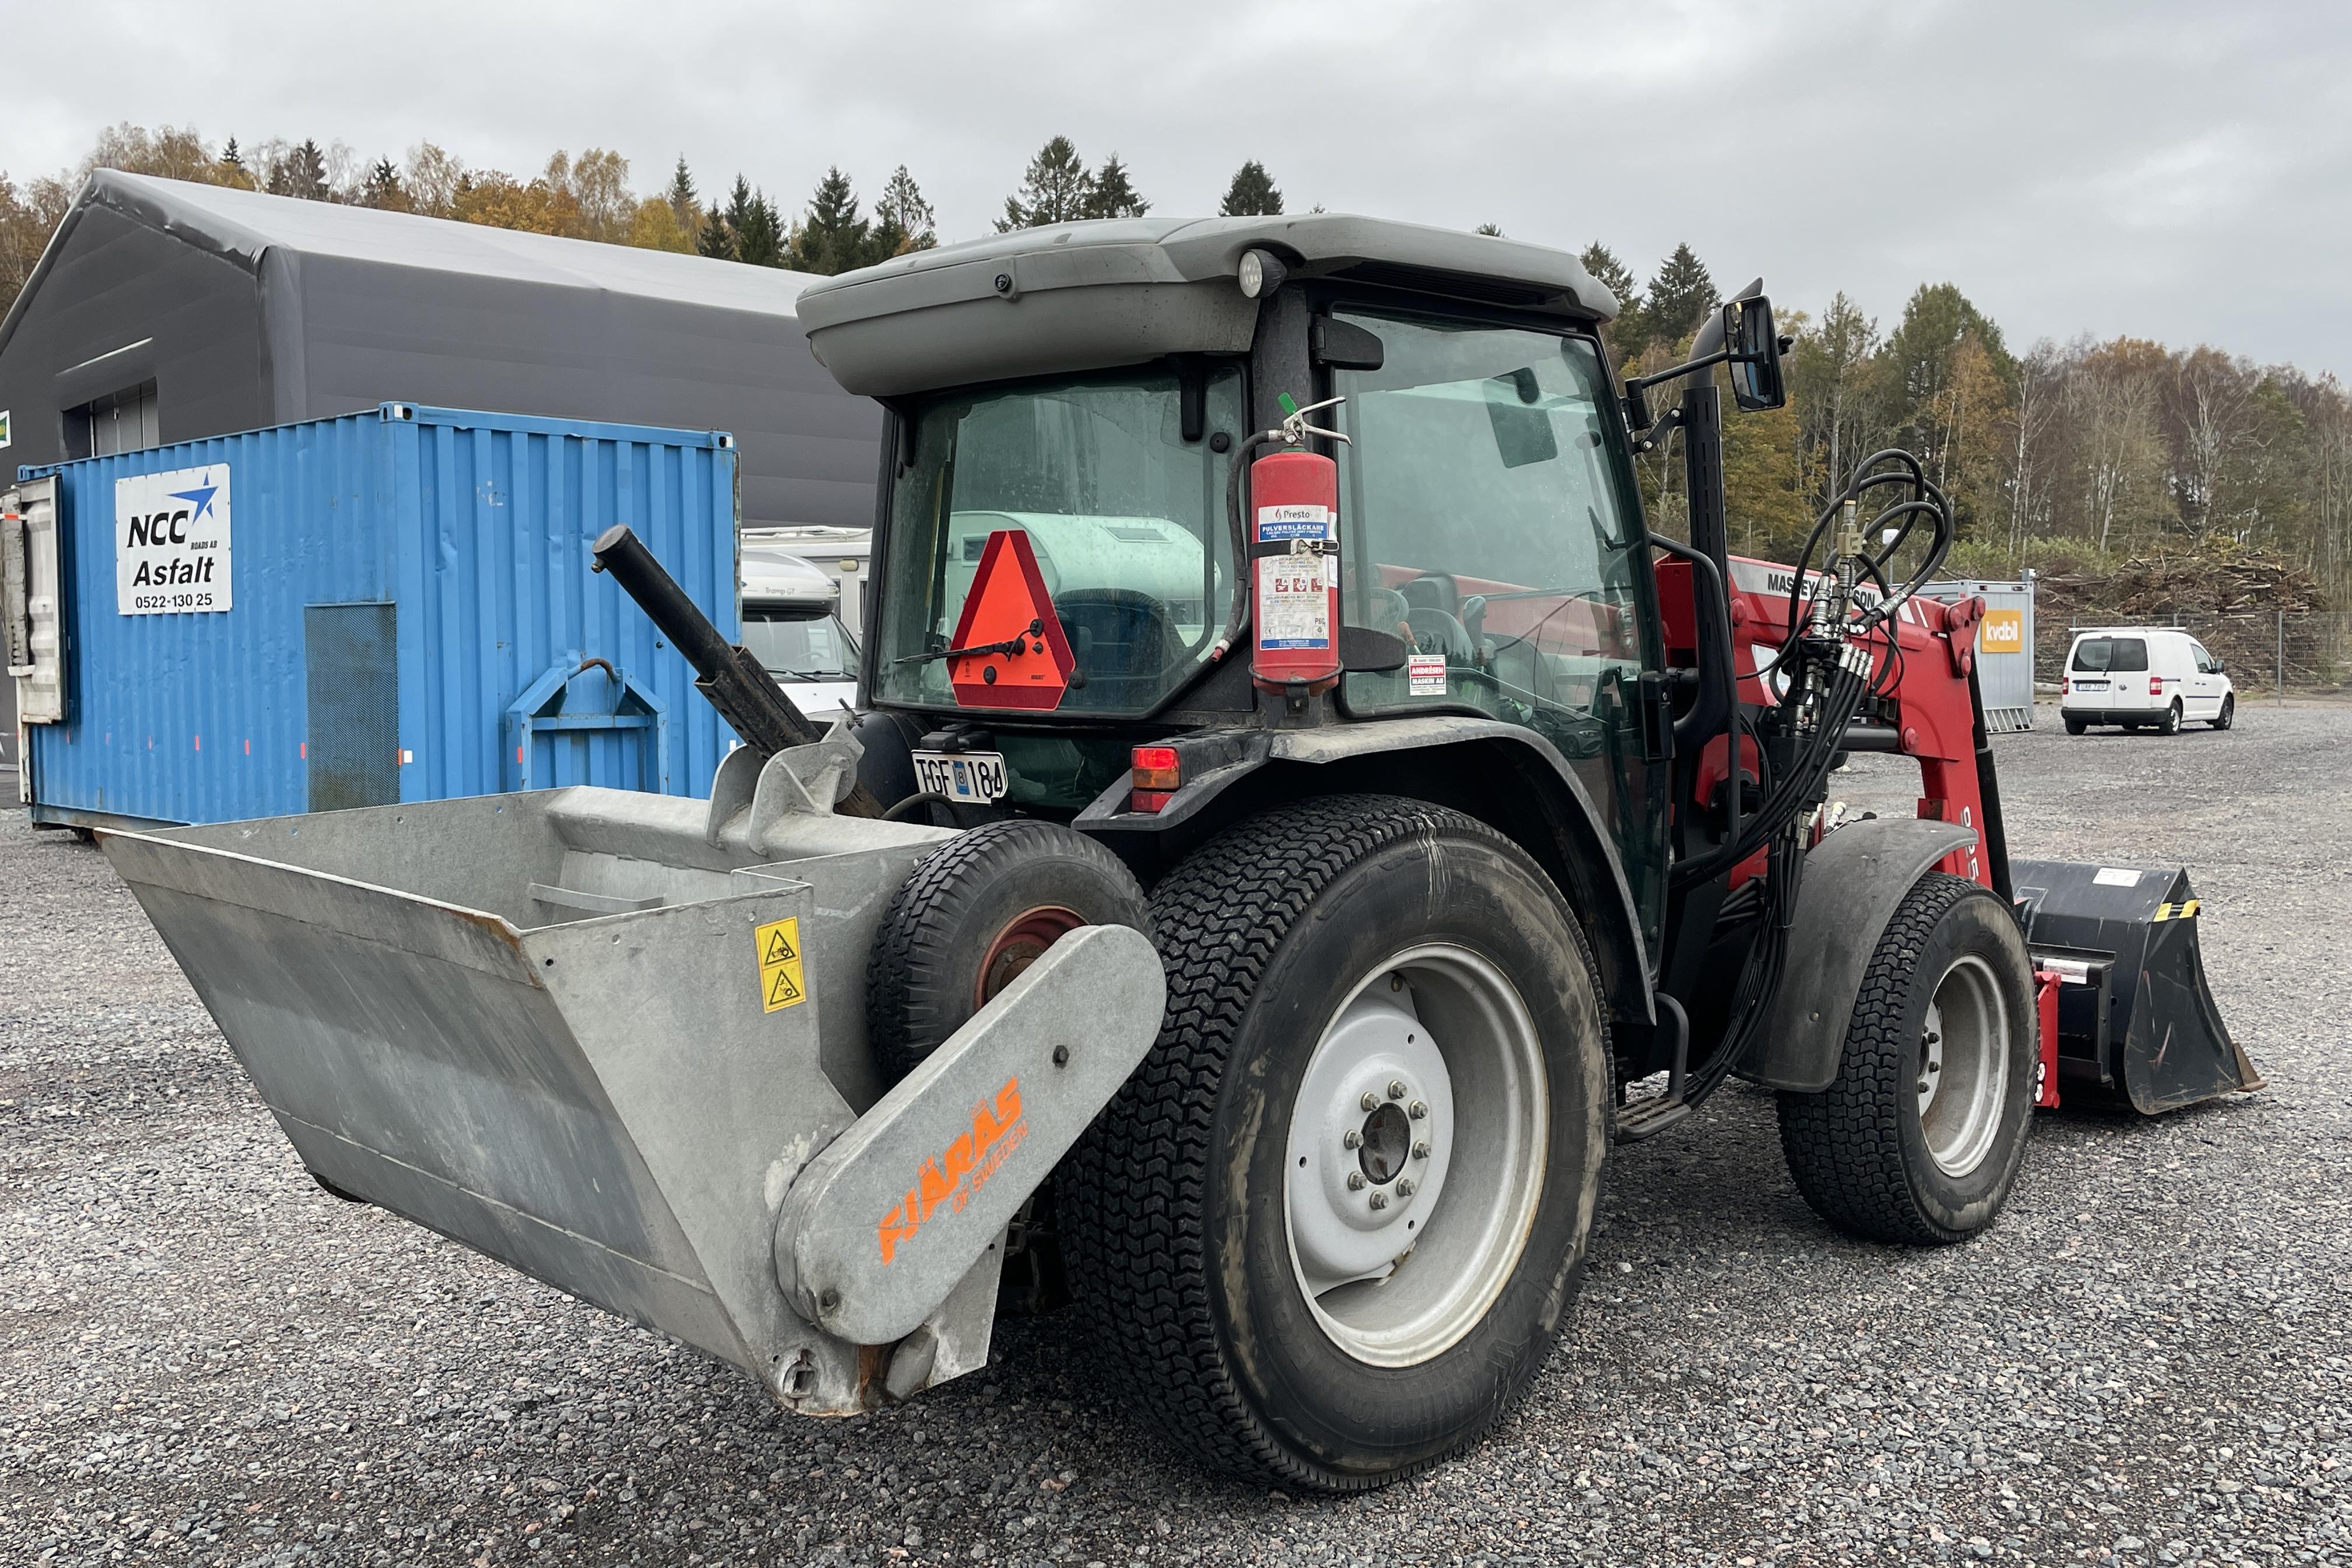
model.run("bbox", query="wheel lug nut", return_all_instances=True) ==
[1396,1178,1417,1198]
[1360,1091,1380,1112]
[1346,1172,1366,1191]
[1917,1079,1930,1093]
[1412,1140,1430,1159]
[1368,1191,1389,1210]
[1343,1130,1363,1149]
[1387,1079,1407,1100]
[1408,1100,1428,1120]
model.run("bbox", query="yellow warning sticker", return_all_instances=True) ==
[756,916,807,1012]
[2152,899,2201,922]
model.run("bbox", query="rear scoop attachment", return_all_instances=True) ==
[97,735,1165,1415]
[2014,858,2259,1115]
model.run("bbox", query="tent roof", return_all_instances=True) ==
[1,170,822,354]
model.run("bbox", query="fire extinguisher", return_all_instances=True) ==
[1236,394,1350,701]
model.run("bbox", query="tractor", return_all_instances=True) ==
[98,214,2254,1491]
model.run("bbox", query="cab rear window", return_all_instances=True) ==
[2071,636,2147,673]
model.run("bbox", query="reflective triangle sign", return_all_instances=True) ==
[946,530,1075,710]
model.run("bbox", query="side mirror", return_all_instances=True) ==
[1724,295,1787,412]
[2211,656,2225,674]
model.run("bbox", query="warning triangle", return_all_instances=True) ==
[762,928,797,964]
[766,968,802,1007]
[946,530,1075,712]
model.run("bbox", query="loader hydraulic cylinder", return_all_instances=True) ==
[592,524,884,817]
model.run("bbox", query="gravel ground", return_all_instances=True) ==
[4,702,2349,1568]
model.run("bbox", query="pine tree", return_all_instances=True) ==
[1219,161,1282,217]
[1474,223,1503,236]
[871,166,936,257]
[666,158,698,229]
[724,176,785,267]
[360,158,404,211]
[220,138,243,169]
[1641,243,1716,350]
[1081,155,1149,220]
[1577,242,1642,361]
[696,206,736,261]
[791,167,871,275]
[997,136,1091,231]
[269,138,331,202]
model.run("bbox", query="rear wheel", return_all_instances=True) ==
[2063,715,2087,736]
[2212,694,2235,730]
[2158,699,2183,735]
[1777,872,2036,1245]
[1059,796,1609,1490]
[866,819,1150,1080]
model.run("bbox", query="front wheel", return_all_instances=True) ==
[1059,796,1609,1490]
[2212,694,2235,730]
[1777,872,2037,1245]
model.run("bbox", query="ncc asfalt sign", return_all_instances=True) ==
[116,464,232,615]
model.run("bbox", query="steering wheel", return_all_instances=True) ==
[1405,606,1475,664]
[1366,586,1414,639]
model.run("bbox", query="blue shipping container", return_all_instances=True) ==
[20,402,740,828]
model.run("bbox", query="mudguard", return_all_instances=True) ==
[1741,818,1976,1093]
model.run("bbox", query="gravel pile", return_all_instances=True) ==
[4,704,2349,1567]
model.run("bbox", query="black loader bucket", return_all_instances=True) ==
[2013,859,2260,1115]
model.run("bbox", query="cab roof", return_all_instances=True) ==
[796,213,1617,398]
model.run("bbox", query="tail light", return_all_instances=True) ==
[2149,676,2163,696]
[1130,745,1180,813]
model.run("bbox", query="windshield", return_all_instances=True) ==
[744,605,858,680]
[875,365,1244,714]
[2071,636,2146,673]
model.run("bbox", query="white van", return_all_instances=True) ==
[2060,627,2235,734]
[740,544,860,718]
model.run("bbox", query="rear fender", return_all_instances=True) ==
[1742,818,1976,1093]
[1077,716,1654,1027]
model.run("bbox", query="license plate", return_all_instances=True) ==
[2075,681,2106,691]
[912,749,1008,803]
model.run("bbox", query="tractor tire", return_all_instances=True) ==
[1777,872,2037,1245]
[865,818,1150,1082]
[2212,694,2235,730]
[2158,699,2183,735]
[2063,715,2087,736]
[1058,795,1610,1490]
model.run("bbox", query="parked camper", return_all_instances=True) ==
[741,544,860,717]
[743,526,873,638]
[2062,627,2235,734]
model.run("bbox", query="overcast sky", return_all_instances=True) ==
[13,0,2347,375]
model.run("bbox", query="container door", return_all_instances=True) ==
[304,603,401,811]
[4,478,65,727]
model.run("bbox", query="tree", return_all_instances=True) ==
[1640,243,1715,352]
[1219,160,1282,217]
[998,136,1092,230]
[1791,292,1880,509]
[724,176,784,266]
[404,142,464,218]
[221,138,244,169]
[872,165,936,256]
[696,204,737,261]
[626,196,694,253]
[1578,242,1642,362]
[790,167,874,275]
[1474,222,1503,236]
[266,138,331,201]
[1081,155,1149,220]
[548,149,632,243]
[359,158,407,211]
[664,158,698,229]
[1878,283,2015,530]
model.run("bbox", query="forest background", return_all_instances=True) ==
[5,124,2346,636]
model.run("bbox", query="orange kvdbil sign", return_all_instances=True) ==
[877,1077,1029,1265]
[1978,608,2025,653]
[946,530,1076,709]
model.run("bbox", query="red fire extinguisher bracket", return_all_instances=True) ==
[1250,449,1343,694]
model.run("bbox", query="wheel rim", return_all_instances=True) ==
[1282,944,1547,1367]
[1916,953,2009,1178]
[974,905,1084,1006]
